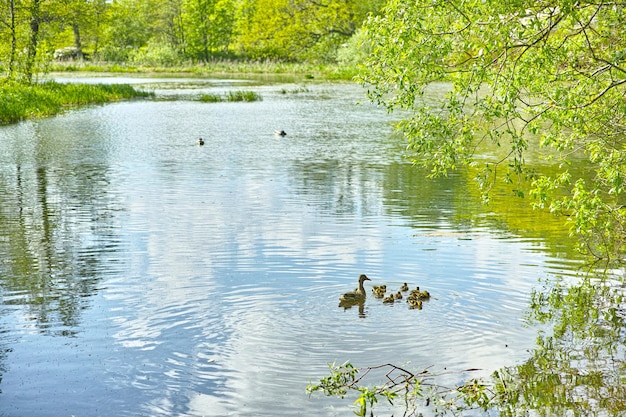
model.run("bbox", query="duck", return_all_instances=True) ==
[394,291,403,300]
[400,283,409,292]
[408,298,423,310]
[197,137,205,145]
[339,274,371,302]
[274,130,287,136]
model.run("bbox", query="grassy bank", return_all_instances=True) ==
[50,60,360,81]
[0,81,153,125]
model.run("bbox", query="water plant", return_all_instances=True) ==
[226,90,262,102]
[197,93,223,103]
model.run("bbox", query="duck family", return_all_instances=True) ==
[340,276,430,310]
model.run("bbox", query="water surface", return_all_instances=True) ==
[0,79,582,416]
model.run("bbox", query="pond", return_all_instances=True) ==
[0,76,586,416]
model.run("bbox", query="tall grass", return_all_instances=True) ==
[197,90,262,103]
[50,60,359,81]
[0,81,153,125]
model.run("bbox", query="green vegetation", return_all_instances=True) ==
[197,90,262,102]
[226,90,261,102]
[360,1,626,264]
[0,0,384,83]
[307,362,500,417]
[0,81,152,124]
[198,93,223,103]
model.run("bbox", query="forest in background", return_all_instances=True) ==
[0,0,385,82]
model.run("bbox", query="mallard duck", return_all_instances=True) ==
[197,137,205,145]
[394,291,403,300]
[274,130,287,136]
[400,283,409,292]
[339,274,370,302]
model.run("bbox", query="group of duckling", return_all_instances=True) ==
[372,282,430,310]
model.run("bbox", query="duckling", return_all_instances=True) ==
[372,284,387,299]
[339,274,370,302]
[400,283,409,292]
[394,291,403,300]
[382,295,395,304]
[408,287,430,300]
[408,298,423,310]
[197,137,205,146]
[274,130,287,137]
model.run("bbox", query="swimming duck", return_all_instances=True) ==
[339,274,370,302]
[408,298,423,310]
[197,137,205,145]
[274,130,287,136]
[394,291,403,300]
[400,283,409,292]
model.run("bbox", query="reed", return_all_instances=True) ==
[197,93,223,102]
[226,90,262,102]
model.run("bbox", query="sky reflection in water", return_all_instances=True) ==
[0,81,581,416]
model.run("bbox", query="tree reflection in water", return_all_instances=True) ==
[494,273,626,416]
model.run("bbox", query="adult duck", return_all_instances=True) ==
[197,137,205,145]
[339,274,370,302]
[274,130,287,137]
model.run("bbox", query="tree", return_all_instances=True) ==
[182,0,235,61]
[236,0,383,62]
[360,0,626,262]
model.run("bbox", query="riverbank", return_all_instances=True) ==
[50,60,359,81]
[0,81,154,125]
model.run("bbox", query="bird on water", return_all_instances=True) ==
[339,274,371,302]
[274,130,287,137]
[197,137,205,145]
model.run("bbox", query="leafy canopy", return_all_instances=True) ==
[360,0,626,262]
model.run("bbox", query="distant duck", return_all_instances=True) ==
[274,130,287,137]
[197,137,205,146]
[400,283,409,292]
[339,274,371,302]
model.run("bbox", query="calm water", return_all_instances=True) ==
[0,78,582,416]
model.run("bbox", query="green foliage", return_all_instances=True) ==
[307,362,498,416]
[129,39,181,67]
[360,0,626,262]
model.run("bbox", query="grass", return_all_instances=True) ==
[197,90,262,103]
[0,80,153,125]
[226,90,262,102]
[50,59,360,81]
